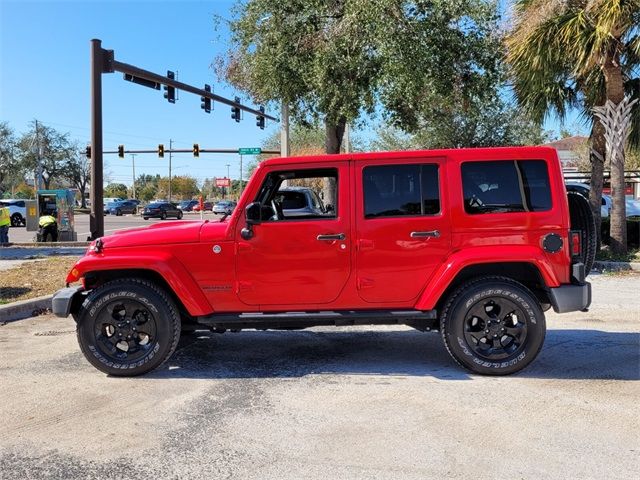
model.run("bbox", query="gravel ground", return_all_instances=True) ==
[0,273,638,480]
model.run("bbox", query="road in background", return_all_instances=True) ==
[0,274,638,479]
[7,212,220,243]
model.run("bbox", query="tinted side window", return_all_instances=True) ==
[462,160,551,214]
[364,164,440,218]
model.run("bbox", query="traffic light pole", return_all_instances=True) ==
[88,38,279,239]
[90,39,105,240]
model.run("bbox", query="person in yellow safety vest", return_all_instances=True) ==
[0,206,10,244]
[38,211,58,242]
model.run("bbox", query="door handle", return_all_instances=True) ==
[410,230,440,238]
[317,233,346,241]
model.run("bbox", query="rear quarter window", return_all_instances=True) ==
[461,160,551,214]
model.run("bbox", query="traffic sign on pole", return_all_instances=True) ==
[238,147,261,155]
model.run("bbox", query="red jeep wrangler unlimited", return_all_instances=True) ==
[53,147,594,376]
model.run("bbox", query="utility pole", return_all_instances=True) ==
[239,154,243,196]
[168,139,173,202]
[226,163,230,199]
[281,101,290,157]
[130,153,137,199]
[34,120,42,192]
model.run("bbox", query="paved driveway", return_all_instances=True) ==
[0,274,638,479]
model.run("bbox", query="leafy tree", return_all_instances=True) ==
[507,0,640,254]
[220,0,512,205]
[104,183,128,198]
[63,145,91,208]
[219,0,504,201]
[17,120,75,190]
[0,122,22,196]
[156,176,200,201]
[138,184,158,202]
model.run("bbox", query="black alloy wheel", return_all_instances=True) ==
[160,211,167,220]
[440,276,546,375]
[76,279,181,376]
[462,297,527,361]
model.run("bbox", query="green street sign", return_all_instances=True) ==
[238,147,262,155]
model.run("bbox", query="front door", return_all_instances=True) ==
[355,158,451,303]
[236,163,351,307]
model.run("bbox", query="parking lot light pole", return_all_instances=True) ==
[226,164,231,199]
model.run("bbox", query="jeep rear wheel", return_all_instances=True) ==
[76,279,180,376]
[440,277,546,375]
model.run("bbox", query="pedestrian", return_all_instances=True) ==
[0,205,10,244]
[37,210,58,242]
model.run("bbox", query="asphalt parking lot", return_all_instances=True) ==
[7,211,217,243]
[0,274,638,480]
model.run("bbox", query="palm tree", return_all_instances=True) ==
[506,0,640,254]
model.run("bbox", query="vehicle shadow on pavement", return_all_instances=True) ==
[149,328,639,381]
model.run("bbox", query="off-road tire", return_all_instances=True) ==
[567,191,596,275]
[440,276,546,375]
[10,213,23,227]
[76,278,181,376]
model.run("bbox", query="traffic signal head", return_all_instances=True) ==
[256,105,265,130]
[164,71,175,104]
[193,143,200,157]
[231,96,241,122]
[158,144,164,158]
[118,145,124,158]
[201,84,211,113]
[85,145,91,158]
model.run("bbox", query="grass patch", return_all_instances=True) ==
[0,257,79,304]
[595,248,640,263]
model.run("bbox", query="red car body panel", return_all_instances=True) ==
[66,146,573,317]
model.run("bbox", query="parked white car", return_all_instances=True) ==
[565,182,640,218]
[0,199,27,227]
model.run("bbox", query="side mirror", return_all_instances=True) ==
[325,204,335,213]
[245,202,262,225]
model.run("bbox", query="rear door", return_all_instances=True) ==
[355,157,451,303]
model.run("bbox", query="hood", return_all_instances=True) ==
[102,220,205,248]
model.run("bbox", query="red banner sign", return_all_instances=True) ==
[216,178,231,188]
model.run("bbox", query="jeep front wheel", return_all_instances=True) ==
[76,279,181,376]
[440,277,545,375]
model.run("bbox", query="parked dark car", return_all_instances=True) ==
[178,200,198,212]
[213,200,237,215]
[106,200,138,216]
[143,202,183,220]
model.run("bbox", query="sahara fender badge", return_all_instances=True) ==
[212,245,222,254]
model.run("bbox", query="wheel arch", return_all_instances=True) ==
[416,256,554,312]
[80,268,204,321]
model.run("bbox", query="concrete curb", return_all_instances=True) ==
[1,242,90,247]
[593,260,640,272]
[0,294,53,323]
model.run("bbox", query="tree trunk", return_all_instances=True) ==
[603,48,627,254]
[589,119,606,248]
[323,117,347,208]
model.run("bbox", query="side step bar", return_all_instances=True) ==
[195,309,438,331]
